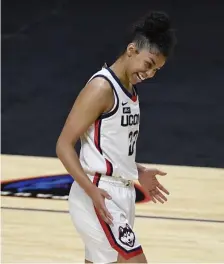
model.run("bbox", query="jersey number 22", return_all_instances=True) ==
[129,130,139,156]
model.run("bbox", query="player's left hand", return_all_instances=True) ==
[138,168,169,204]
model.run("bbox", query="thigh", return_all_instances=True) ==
[96,181,143,261]
[68,181,118,263]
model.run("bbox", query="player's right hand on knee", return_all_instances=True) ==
[90,186,114,225]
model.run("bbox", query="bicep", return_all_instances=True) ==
[58,78,113,145]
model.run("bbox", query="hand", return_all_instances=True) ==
[138,168,169,204]
[89,185,114,225]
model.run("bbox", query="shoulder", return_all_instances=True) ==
[82,75,114,101]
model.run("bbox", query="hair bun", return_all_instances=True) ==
[135,11,171,35]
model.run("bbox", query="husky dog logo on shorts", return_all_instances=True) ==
[118,224,135,247]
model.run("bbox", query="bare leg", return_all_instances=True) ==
[85,259,117,263]
[117,252,147,263]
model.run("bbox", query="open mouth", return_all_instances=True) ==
[136,73,145,82]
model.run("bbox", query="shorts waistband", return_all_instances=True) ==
[88,174,134,187]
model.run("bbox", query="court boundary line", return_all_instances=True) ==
[1,206,224,224]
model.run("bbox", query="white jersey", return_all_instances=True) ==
[79,66,140,180]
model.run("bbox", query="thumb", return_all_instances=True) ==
[100,189,112,200]
[156,170,167,176]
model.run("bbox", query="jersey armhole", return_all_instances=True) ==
[89,74,119,119]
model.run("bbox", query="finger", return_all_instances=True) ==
[99,192,113,223]
[105,212,113,226]
[155,188,168,202]
[150,196,157,203]
[103,206,114,222]
[157,184,170,195]
[100,189,112,200]
[102,207,114,225]
[99,209,112,225]
[156,169,167,176]
[100,199,114,222]
[98,208,113,225]
[154,194,165,204]
[150,189,167,204]
[149,190,157,203]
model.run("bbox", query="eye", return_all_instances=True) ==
[144,61,152,69]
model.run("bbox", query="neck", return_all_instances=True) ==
[110,56,133,91]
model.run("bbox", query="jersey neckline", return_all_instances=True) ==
[105,67,138,102]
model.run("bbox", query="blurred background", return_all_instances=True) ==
[2,0,224,168]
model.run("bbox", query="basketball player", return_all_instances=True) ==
[56,11,176,263]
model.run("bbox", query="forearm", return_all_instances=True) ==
[56,139,94,196]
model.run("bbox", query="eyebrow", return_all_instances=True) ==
[149,57,161,70]
[149,58,156,65]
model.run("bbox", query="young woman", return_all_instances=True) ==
[56,11,176,263]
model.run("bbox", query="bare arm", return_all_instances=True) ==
[56,77,114,197]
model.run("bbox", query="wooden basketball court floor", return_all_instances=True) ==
[1,154,224,263]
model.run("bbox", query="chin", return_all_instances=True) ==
[131,80,138,85]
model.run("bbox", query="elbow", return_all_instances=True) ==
[56,136,67,160]
[56,137,63,159]
[55,135,77,159]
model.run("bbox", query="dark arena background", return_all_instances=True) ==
[2,0,224,167]
[1,0,224,263]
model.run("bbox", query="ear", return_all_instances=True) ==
[126,224,130,229]
[126,43,138,57]
[119,226,123,233]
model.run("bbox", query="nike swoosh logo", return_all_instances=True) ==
[122,102,128,106]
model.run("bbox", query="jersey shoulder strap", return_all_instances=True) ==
[87,66,120,119]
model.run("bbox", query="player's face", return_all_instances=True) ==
[126,44,166,85]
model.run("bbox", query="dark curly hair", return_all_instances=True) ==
[122,11,177,58]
